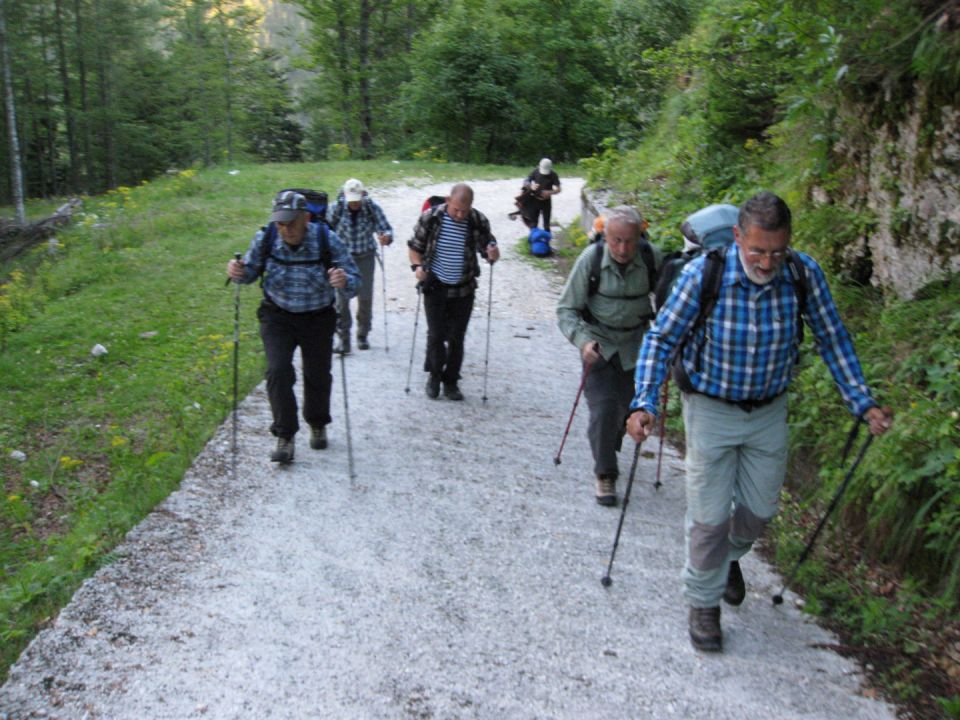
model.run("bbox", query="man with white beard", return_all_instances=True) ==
[625,190,893,653]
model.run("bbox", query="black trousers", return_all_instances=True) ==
[258,301,337,439]
[423,291,474,385]
[584,352,635,478]
[529,198,552,230]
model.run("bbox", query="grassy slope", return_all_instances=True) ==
[0,160,535,679]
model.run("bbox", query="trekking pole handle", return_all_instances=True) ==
[226,252,242,287]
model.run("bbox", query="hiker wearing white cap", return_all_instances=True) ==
[522,158,561,230]
[328,178,393,353]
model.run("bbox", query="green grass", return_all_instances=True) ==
[0,159,535,680]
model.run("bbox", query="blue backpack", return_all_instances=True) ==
[528,227,553,257]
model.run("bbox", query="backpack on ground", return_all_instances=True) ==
[528,227,553,257]
[653,203,739,309]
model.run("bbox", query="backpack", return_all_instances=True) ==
[422,195,445,213]
[586,236,657,298]
[257,187,332,281]
[528,227,553,257]
[654,203,739,309]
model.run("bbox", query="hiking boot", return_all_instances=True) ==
[270,437,295,464]
[309,425,328,450]
[357,335,370,350]
[333,333,351,355]
[689,607,723,652]
[723,560,746,606]
[595,475,617,506]
[443,382,464,401]
[425,375,441,399]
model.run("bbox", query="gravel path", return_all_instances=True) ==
[0,178,897,719]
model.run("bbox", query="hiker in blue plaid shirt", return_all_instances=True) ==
[626,190,893,653]
[328,178,393,354]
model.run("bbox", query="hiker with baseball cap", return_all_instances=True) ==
[328,178,393,353]
[227,190,361,463]
[522,158,561,231]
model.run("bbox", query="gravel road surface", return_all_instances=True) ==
[0,178,898,719]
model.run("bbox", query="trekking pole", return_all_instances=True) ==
[601,441,643,587]
[404,284,422,393]
[772,426,874,605]
[481,264,494,403]
[553,359,592,465]
[376,247,389,352]
[339,340,356,480]
[653,377,670,490]
[229,252,241,479]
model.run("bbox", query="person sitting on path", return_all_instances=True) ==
[625,190,893,653]
[227,190,361,464]
[556,206,662,507]
[522,158,561,231]
[327,178,393,354]
[408,183,499,401]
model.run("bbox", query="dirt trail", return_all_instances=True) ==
[0,178,896,719]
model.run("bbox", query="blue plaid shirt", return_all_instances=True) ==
[632,246,876,418]
[328,196,393,255]
[236,222,360,313]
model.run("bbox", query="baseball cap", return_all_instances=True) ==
[343,178,364,202]
[538,158,553,175]
[270,190,307,223]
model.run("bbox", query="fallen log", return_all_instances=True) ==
[0,198,82,264]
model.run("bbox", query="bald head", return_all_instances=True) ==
[446,183,474,222]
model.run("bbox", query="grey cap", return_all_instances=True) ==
[270,190,308,223]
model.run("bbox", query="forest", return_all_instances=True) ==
[1,0,959,716]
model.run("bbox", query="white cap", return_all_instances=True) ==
[538,158,553,175]
[343,178,364,202]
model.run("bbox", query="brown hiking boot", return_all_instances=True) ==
[723,560,746,606]
[689,607,723,652]
[270,436,295,464]
[595,475,617,506]
[309,425,328,450]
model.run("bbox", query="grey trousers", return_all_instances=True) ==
[583,352,635,479]
[681,392,788,607]
[336,250,376,338]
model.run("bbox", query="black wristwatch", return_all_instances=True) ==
[411,264,421,272]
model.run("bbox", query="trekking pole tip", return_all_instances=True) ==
[553,456,561,466]
[600,575,612,588]
[771,593,784,606]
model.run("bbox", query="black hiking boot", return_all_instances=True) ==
[270,437,295,464]
[309,425,328,450]
[689,607,723,652]
[425,374,441,399]
[723,560,746,606]
[357,335,370,350]
[333,332,351,355]
[442,382,464,401]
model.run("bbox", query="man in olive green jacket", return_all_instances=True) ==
[557,206,662,506]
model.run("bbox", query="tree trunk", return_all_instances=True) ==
[38,13,58,196]
[93,0,116,188]
[0,0,25,224]
[334,3,352,148]
[215,1,233,161]
[358,0,372,157]
[74,0,92,191]
[55,0,79,190]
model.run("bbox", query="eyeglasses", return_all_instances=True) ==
[745,249,786,261]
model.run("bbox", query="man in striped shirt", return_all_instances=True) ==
[626,191,893,653]
[408,183,499,400]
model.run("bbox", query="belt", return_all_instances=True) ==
[261,297,334,316]
[695,390,785,413]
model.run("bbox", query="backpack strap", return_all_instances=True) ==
[258,222,331,275]
[785,249,808,344]
[672,246,726,390]
[638,236,657,295]
[587,241,604,297]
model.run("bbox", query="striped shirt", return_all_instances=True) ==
[237,223,360,313]
[631,246,876,418]
[328,196,393,255]
[431,214,470,284]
